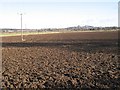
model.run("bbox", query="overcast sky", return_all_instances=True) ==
[0,0,119,29]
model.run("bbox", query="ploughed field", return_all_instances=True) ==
[2,31,120,88]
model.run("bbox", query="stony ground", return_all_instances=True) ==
[1,31,120,88]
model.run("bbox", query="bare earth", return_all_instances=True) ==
[1,31,120,88]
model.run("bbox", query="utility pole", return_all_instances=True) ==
[20,13,24,41]
[18,12,25,41]
[118,1,120,28]
[19,13,25,41]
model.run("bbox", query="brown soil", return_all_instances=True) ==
[1,31,120,88]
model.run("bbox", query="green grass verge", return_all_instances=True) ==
[0,30,118,37]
